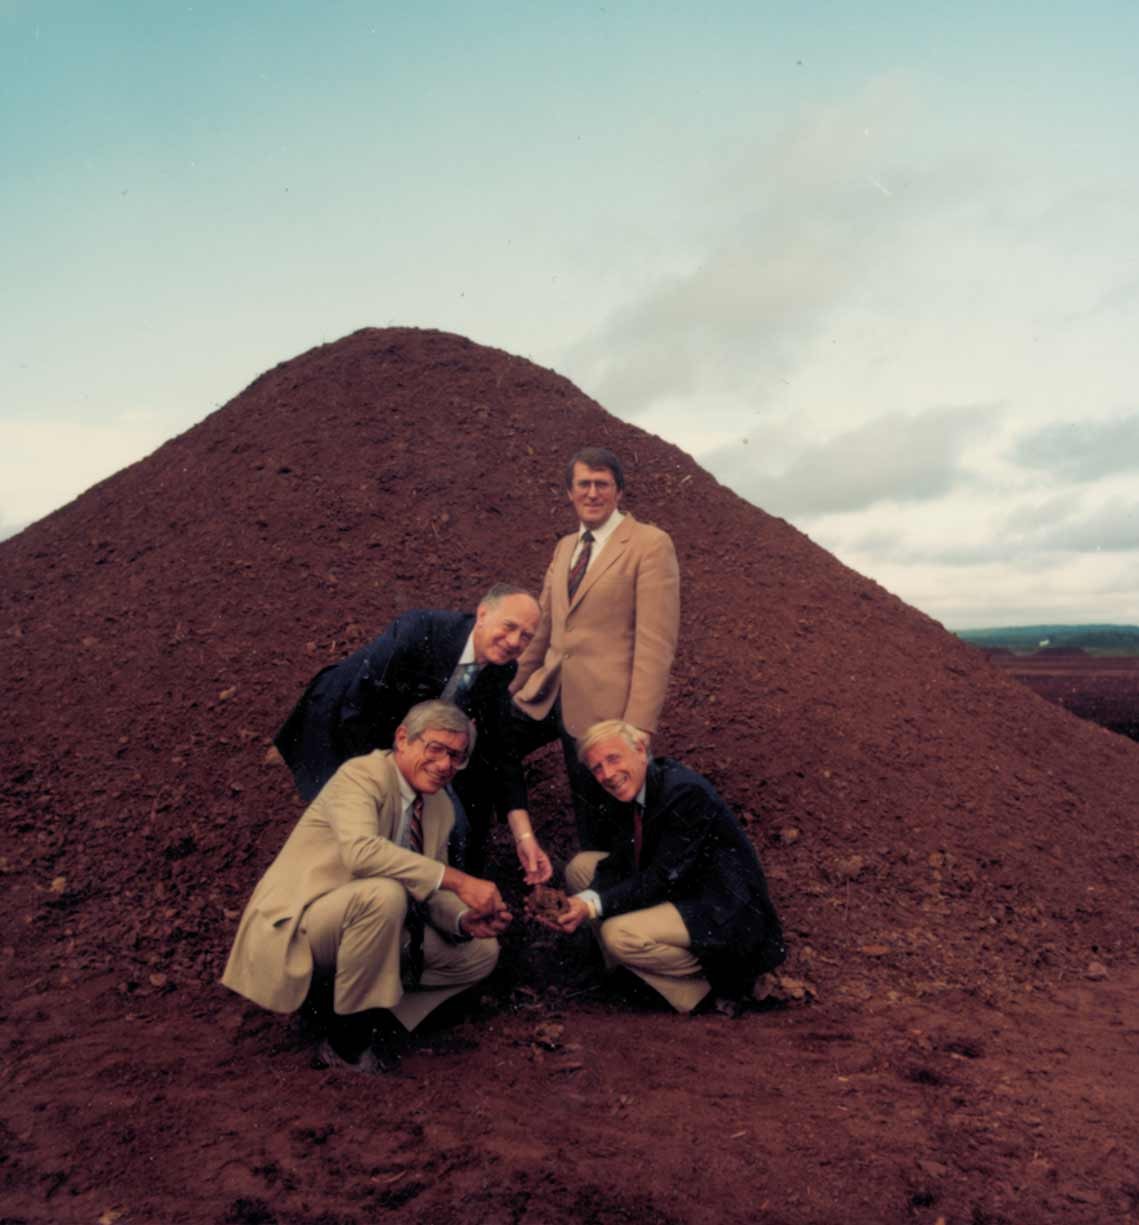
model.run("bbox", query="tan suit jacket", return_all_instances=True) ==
[512,513,680,737]
[221,750,465,1014]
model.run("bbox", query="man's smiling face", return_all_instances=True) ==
[567,462,621,530]
[583,733,648,804]
[394,725,469,794]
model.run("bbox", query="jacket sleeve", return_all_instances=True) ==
[337,614,426,758]
[510,552,556,695]
[623,530,680,733]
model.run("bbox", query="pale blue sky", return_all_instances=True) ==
[3,2,1137,628]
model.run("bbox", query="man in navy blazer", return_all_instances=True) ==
[274,584,551,882]
[550,719,786,1012]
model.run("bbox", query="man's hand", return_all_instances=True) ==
[441,867,505,916]
[515,837,553,885]
[554,896,592,934]
[460,907,513,938]
[506,810,553,886]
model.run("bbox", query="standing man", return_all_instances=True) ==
[511,447,680,845]
[548,720,786,1015]
[274,584,551,882]
[222,701,511,1073]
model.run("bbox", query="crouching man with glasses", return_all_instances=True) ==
[222,700,511,1073]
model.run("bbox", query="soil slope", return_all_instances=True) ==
[3,327,1138,1225]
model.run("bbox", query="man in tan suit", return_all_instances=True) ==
[221,700,510,1073]
[511,446,680,845]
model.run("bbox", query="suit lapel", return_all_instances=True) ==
[422,790,452,860]
[550,532,577,623]
[376,752,407,840]
[568,515,635,612]
[435,613,475,684]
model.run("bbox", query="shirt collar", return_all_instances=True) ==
[396,763,417,809]
[458,631,477,667]
[635,779,647,807]
[579,508,624,547]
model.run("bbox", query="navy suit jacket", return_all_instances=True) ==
[274,610,528,824]
[592,757,786,994]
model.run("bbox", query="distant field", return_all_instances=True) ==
[983,651,1139,742]
[957,623,1139,656]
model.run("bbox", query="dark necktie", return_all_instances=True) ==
[403,793,426,987]
[632,801,644,869]
[567,530,594,600]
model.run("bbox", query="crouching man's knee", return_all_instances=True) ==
[599,916,644,965]
[466,935,500,982]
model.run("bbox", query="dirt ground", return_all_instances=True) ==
[3,327,1139,1224]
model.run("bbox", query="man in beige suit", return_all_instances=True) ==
[511,446,680,845]
[221,700,510,1073]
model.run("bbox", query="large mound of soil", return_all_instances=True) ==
[4,327,1138,1224]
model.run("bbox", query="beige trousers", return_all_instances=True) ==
[566,851,711,1014]
[301,877,499,1031]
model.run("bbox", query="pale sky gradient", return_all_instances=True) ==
[3,2,1137,629]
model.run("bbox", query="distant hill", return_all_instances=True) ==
[957,624,1139,655]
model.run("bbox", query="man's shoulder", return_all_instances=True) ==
[619,514,675,549]
[649,757,720,806]
[397,608,472,633]
[370,609,472,653]
[331,748,397,791]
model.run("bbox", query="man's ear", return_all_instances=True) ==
[394,725,408,751]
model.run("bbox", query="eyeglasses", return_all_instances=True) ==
[421,739,470,769]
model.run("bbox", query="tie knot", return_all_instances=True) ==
[582,530,595,543]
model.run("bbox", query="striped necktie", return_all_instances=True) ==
[567,530,594,599]
[403,794,427,987]
[408,794,424,854]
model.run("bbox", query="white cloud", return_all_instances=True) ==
[1013,411,1139,481]
[701,404,994,517]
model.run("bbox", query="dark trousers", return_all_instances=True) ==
[510,701,610,850]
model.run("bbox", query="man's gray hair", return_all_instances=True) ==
[576,719,646,763]
[478,581,536,609]
[399,700,476,755]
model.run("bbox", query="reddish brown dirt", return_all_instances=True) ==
[3,327,1139,1225]
[984,652,1139,742]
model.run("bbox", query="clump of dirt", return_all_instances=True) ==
[523,884,572,923]
[3,326,1139,1225]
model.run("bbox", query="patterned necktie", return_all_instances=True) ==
[403,794,427,987]
[632,801,644,869]
[443,661,480,706]
[567,530,594,600]
[408,794,424,854]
